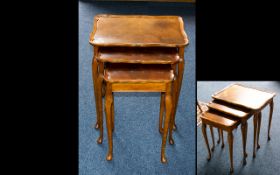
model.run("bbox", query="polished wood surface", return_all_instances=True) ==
[207,102,249,118]
[90,15,188,47]
[212,84,276,110]
[104,64,174,83]
[97,47,181,64]
[201,111,240,129]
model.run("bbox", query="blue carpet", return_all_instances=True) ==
[197,81,280,175]
[79,1,195,175]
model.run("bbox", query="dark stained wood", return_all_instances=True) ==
[104,64,174,83]
[97,47,181,64]
[90,15,189,47]
[207,102,249,118]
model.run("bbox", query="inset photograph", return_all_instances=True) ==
[197,81,279,174]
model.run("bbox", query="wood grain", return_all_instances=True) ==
[212,84,276,110]
[97,47,181,64]
[90,15,189,47]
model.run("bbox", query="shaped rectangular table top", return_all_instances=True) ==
[201,111,240,128]
[97,47,180,64]
[104,64,174,83]
[207,102,250,118]
[89,14,189,47]
[212,84,276,110]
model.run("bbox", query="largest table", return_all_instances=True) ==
[211,84,276,160]
[89,14,189,142]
